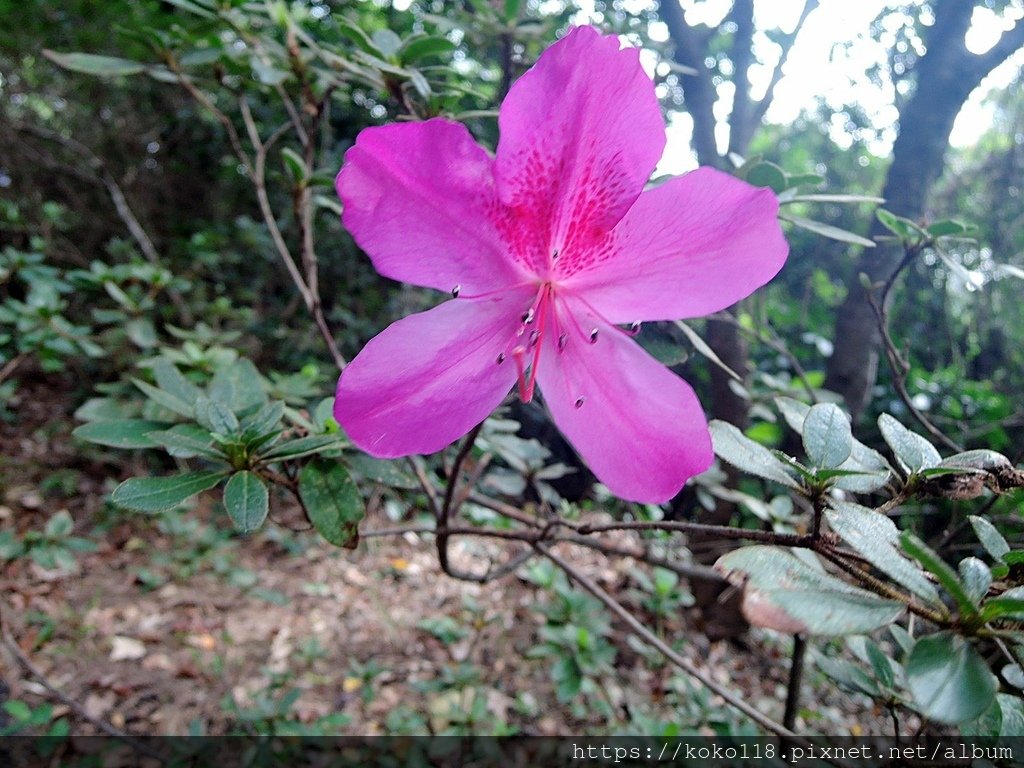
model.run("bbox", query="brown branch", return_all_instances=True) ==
[0,602,167,762]
[9,121,192,324]
[751,0,821,126]
[576,519,810,547]
[865,243,961,452]
[782,634,808,732]
[538,544,803,741]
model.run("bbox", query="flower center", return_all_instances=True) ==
[504,282,556,403]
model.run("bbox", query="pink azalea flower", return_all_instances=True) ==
[334,26,788,503]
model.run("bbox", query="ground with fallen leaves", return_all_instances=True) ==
[1,377,885,737]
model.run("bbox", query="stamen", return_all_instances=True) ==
[589,328,599,343]
[496,352,506,365]
[529,330,540,347]
[552,249,560,262]
[574,396,586,409]
[627,321,641,336]
[451,284,461,298]
[558,333,568,351]
[522,308,535,324]
[511,345,535,403]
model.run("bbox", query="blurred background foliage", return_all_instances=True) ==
[1,0,1024,740]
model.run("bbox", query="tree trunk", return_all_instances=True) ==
[826,0,1024,418]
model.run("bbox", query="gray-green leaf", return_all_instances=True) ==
[802,403,853,469]
[825,502,941,606]
[223,471,269,533]
[906,632,996,724]
[878,413,942,473]
[709,421,799,489]
[716,546,903,635]
[72,419,168,449]
[298,459,364,548]
[111,471,226,513]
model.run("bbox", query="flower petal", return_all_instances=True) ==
[337,119,527,294]
[536,296,713,503]
[494,26,665,275]
[563,167,789,322]
[335,291,529,457]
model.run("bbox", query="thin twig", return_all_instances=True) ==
[866,242,959,451]
[0,602,167,762]
[576,519,810,547]
[782,634,807,731]
[538,544,803,741]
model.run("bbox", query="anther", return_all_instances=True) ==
[529,330,540,347]
[628,321,641,335]
[574,396,586,409]
[552,249,560,262]
[451,284,461,298]
[496,353,506,365]
[589,328,599,343]
[558,333,568,351]
[522,308,535,324]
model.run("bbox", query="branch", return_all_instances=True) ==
[0,602,167,762]
[751,0,821,126]
[725,0,756,156]
[9,122,192,324]
[864,242,961,452]
[538,544,803,741]
[576,519,810,547]
[659,0,721,165]
[969,16,1024,82]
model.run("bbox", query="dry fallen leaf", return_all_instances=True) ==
[109,636,147,662]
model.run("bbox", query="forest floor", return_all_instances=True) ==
[0,375,887,737]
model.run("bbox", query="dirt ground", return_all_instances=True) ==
[0,376,883,737]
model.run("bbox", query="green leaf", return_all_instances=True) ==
[674,321,742,381]
[906,632,996,724]
[195,396,239,436]
[708,421,799,489]
[43,50,147,76]
[209,359,266,413]
[345,453,420,489]
[775,396,809,433]
[223,471,269,534]
[132,377,194,418]
[241,400,285,437]
[370,29,403,58]
[281,147,307,182]
[259,434,343,461]
[715,546,903,635]
[958,557,992,605]
[878,413,942,473]
[980,586,1024,622]
[160,0,217,18]
[813,650,881,697]
[336,18,378,55]
[399,35,456,63]
[825,502,941,606]
[865,639,896,690]
[146,425,225,460]
[111,471,226,513]
[876,209,922,240]
[44,510,74,538]
[802,403,852,469]
[744,162,787,193]
[779,213,875,247]
[782,194,885,204]
[970,515,1010,561]
[901,532,978,621]
[125,318,158,348]
[926,219,971,237]
[72,419,168,449]
[298,459,364,548]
